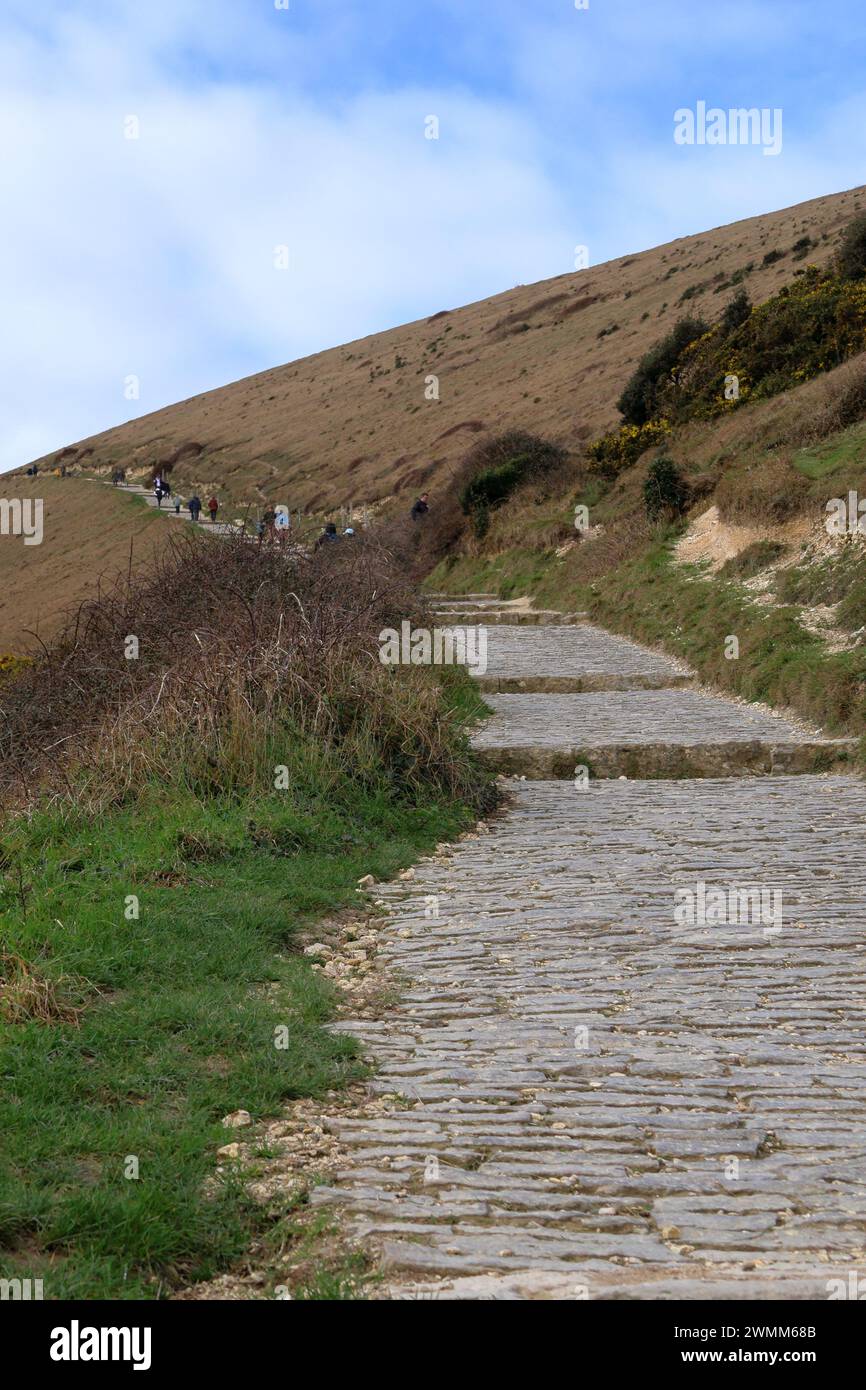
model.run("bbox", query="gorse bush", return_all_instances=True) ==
[585,417,672,479]
[670,267,866,419]
[588,214,866,471]
[720,287,752,335]
[836,212,866,282]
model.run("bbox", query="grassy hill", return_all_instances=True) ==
[21,185,866,518]
[0,475,173,654]
[4,182,866,660]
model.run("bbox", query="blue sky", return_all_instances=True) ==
[1,0,865,472]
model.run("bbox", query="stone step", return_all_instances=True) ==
[479,738,855,778]
[476,673,693,694]
[432,609,588,626]
[472,690,856,779]
[442,622,693,690]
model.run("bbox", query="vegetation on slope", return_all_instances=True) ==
[0,532,492,1298]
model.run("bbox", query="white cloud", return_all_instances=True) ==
[0,5,577,471]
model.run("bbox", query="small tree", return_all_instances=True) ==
[721,288,751,335]
[643,456,690,522]
[836,213,866,281]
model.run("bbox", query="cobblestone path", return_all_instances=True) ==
[314,615,866,1300]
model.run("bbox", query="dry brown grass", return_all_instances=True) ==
[0,475,172,654]
[0,952,86,1026]
[0,526,489,813]
[714,452,812,524]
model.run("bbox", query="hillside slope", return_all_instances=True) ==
[0,476,172,653]
[24,185,866,513]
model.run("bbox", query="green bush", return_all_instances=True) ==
[836,213,866,281]
[720,288,752,335]
[643,456,690,521]
[458,431,568,529]
[617,316,708,425]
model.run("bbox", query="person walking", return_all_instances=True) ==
[174,495,183,515]
[274,507,290,545]
[261,505,277,542]
[410,492,429,521]
[207,496,219,524]
[188,494,202,523]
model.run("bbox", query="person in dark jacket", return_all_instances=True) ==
[410,492,429,521]
[188,495,202,522]
[314,521,339,550]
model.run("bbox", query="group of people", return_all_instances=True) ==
[256,506,292,543]
[151,475,219,524]
[118,465,431,543]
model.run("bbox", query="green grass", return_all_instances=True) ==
[581,540,866,737]
[792,422,866,480]
[0,741,481,1299]
[425,546,557,600]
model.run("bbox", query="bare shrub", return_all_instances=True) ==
[0,531,488,811]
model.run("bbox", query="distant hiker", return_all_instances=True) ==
[188,495,202,522]
[174,496,182,515]
[207,496,219,523]
[60,464,67,478]
[274,508,290,545]
[410,492,429,521]
[314,522,339,550]
[343,526,355,537]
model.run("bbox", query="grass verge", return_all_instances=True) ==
[0,695,487,1299]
